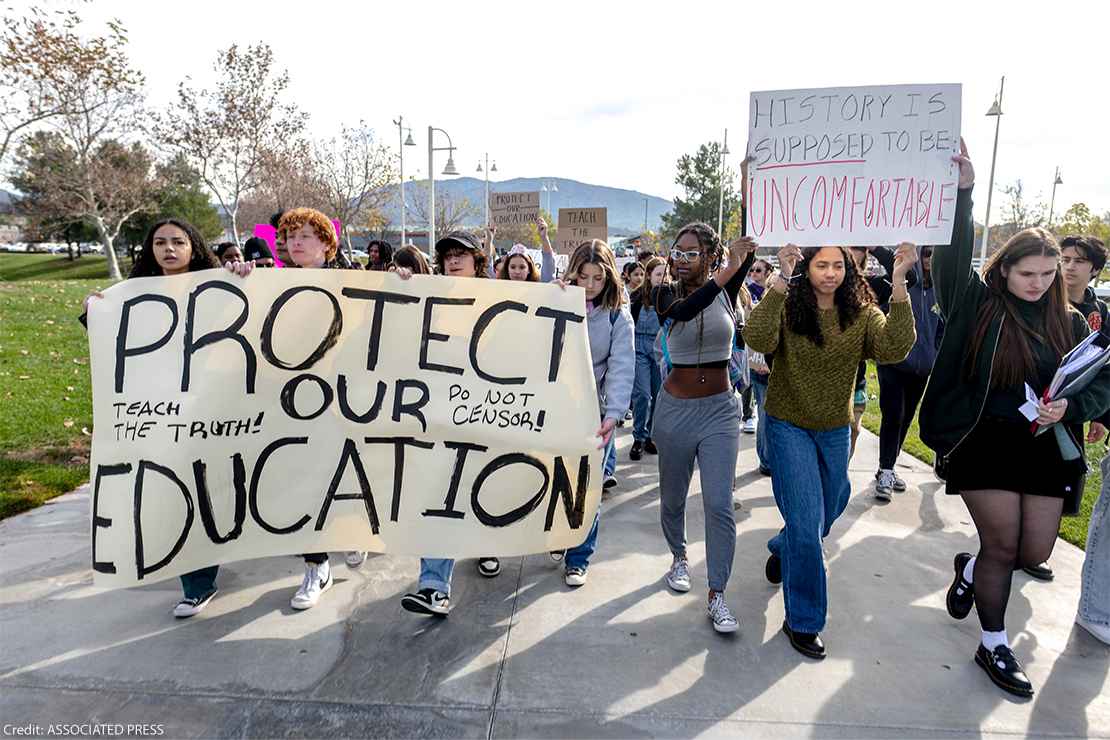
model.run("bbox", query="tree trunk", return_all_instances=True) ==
[67,242,76,261]
[229,207,242,248]
[96,219,122,281]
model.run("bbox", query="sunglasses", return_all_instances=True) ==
[670,248,700,262]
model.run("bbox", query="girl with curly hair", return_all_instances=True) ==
[745,239,916,659]
[651,221,756,634]
[922,142,1110,696]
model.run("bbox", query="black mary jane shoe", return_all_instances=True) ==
[1022,562,1055,582]
[975,644,1034,697]
[946,552,975,620]
[765,553,782,585]
[782,621,826,660]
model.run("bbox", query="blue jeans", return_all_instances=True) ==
[419,557,455,595]
[1080,454,1110,629]
[565,509,601,570]
[604,434,616,478]
[632,341,662,441]
[752,373,771,470]
[180,566,218,600]
[765,414,851,633]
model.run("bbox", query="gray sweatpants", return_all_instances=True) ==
[652,387,739,592]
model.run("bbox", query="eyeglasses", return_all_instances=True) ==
[670,248,700,262]
[749,267,766,273]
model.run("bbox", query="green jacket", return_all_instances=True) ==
[919,186,1110,465]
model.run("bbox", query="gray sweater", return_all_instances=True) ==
[586,303,635,422]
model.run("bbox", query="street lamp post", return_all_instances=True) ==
[717,128,729,237]
[427,126,458,250]
[476,153,497,226]
[981,76,1005,264]
[541,179,559,217]
[393,116,416,247]
[1048,167,1063,226]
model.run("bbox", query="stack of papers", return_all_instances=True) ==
[1020,330,1110,432]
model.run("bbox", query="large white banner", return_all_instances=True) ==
[746,83,962,246]
[86,270,602,588]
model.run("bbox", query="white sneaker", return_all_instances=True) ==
[742,418,756,434]
[665,557,691,592]
[401,588,450,616]
[549,550,565,564]
[1077,614,1110,645]
[874,470,894,501]
[565,566,587,587]
[345,551,367,568]
[291,560,332,610]
[173,589,216,618]
[707,592,739,633]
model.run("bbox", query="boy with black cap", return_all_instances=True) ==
[400,231,503,617]
[241,236,275,267]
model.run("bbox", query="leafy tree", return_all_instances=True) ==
[660,141,738,238]
[121,154,224,250]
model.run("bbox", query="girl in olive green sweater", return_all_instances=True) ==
[745,243,916,659]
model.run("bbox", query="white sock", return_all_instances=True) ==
[981,630,1009,651]
[963,556,976,583]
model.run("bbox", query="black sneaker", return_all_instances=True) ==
[478,557,501,578]
[629,441,643,461]
[1022,562,1054,582]
[173,588,217,618]
[782,621,826,660]
[946,552,975,620]
[644,439,658,455]
[603,476,618,490]
[975,644,1033,697]
[765,553,782,585]
[401,588,450,616]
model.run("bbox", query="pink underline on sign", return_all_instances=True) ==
[757,159,867,171]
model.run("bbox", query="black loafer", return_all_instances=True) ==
[765,553,782,585]
[1022,562,1054,582]
[629,441,643,461]
[946,552,975,620]
[783,621,826,660]
[644,439,658,455]
[975,644,1033,697]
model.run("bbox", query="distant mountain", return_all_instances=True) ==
[378,177,672,234]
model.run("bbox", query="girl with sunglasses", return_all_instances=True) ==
[652,223,756,633]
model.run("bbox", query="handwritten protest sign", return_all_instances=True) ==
[489,191,541,228]
[745,84,962,246]
[556,208,607,255]
[85,271,602,588]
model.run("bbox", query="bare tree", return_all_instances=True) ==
[12,131,156,279]
[312,122,395,257]
[153,44,307,245]
[0,9,135,171]
[405,181,480,235]
[1001,179,1047,231]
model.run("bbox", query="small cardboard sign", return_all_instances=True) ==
[556,208,608,255]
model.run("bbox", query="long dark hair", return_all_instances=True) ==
[129,218,219,277]
[391,245,430,274]
[656,222,724,318]
[784,246,875,347]
[368,240,394,270]
[966,227,1074,389]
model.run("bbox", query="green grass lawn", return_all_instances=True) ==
[860,362,1100,550]
[0,254,123,518]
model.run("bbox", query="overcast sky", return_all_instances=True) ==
[66,0,1110,222]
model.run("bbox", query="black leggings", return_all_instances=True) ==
[877,365,929,470]
[740,385,753,421]
[961,490,1063,632]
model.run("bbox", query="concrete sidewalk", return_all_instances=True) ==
[1,426,1107,738]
